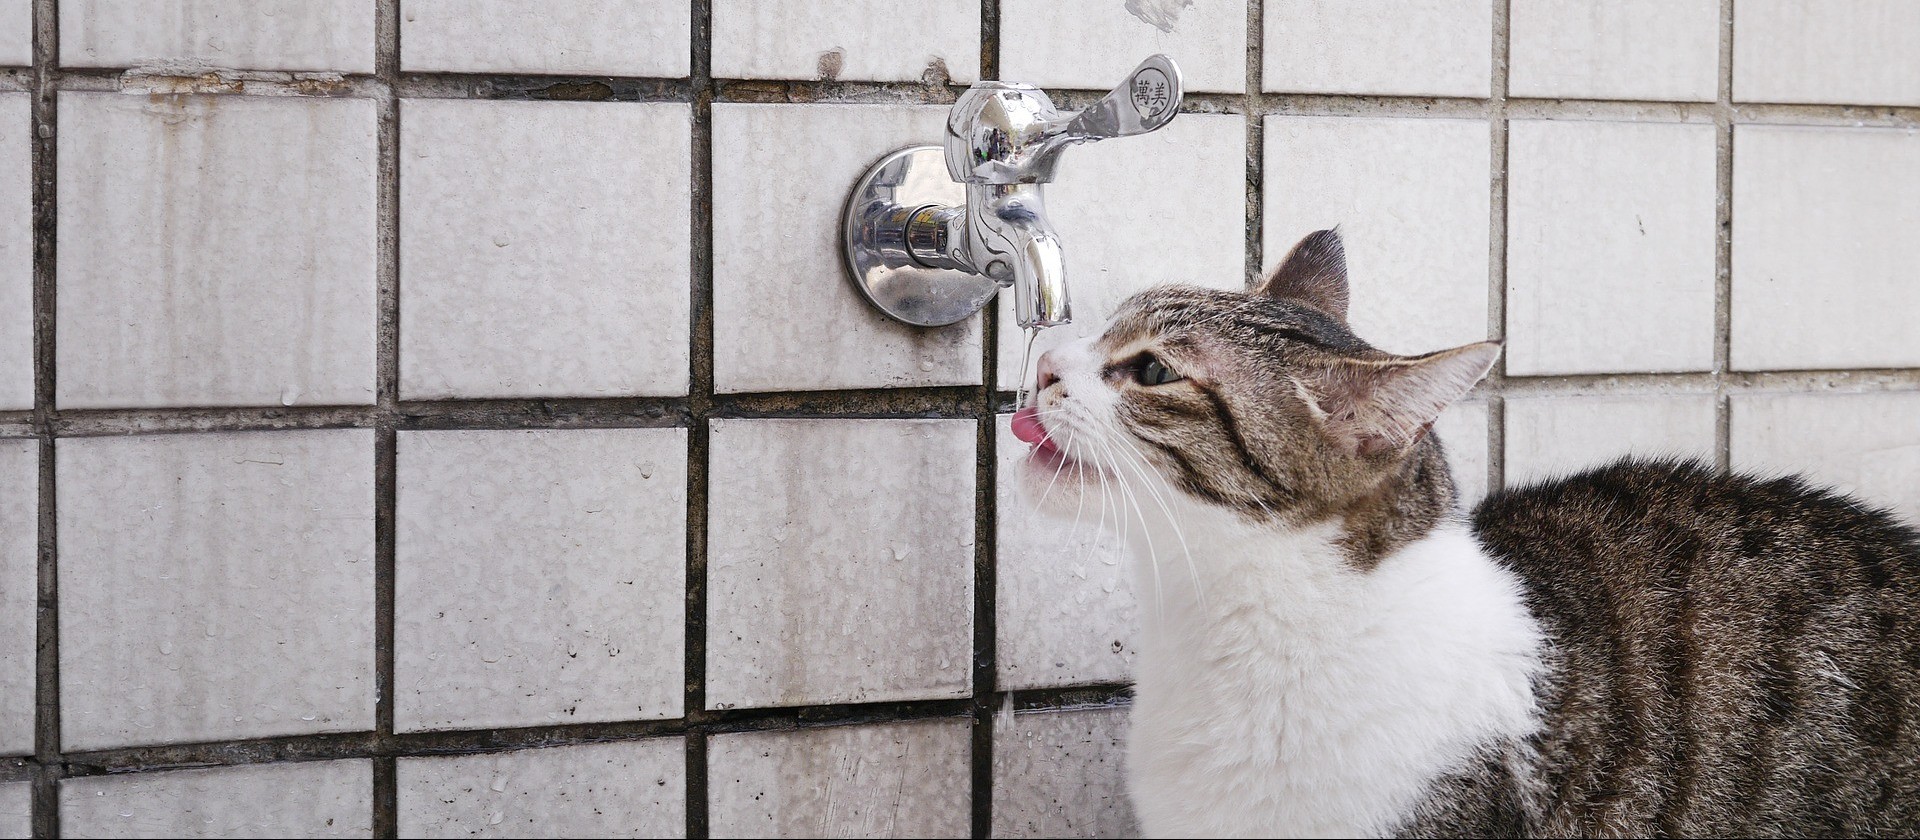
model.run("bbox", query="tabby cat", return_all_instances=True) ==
[1010,229,1920,837]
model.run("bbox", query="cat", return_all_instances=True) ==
[1010,229,1920,838]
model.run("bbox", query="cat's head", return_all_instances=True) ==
[1014,229,1498,546]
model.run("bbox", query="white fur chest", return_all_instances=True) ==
[1124,519,1544,838]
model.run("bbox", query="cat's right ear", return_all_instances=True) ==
[1255,228,1349,321]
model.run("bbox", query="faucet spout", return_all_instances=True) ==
[968,184,1070,329]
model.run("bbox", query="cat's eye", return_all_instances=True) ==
[1135,356,1186,386]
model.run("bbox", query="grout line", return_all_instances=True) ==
[46,685,1134,775]
[28,0,57,836]
[684,2,714,838]
[371,1,400,837]
[1244,0,1265,289]
[1485,0,1512,494]
[1713,0,1736,473]
[971,7,1002,837]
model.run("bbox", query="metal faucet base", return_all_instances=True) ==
[842,146,1000,328]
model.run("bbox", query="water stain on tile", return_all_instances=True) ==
[1125,0,1193,33]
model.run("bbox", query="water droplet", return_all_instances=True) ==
[490,776,509,792]
[919,360,935,372]
[891,546,909,561]
[158,640,173,655]
[481,654,500,664]
[487,811,504,826]
[278,386,298,406]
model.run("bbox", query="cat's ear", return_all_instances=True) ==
[1256,228,1349,321]
[1304,341,1501,456]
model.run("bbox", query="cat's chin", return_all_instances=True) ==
[1016,442,1105,516]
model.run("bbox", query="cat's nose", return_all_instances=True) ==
[1036,352,1062,393]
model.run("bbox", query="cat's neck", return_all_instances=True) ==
[1121,496,1546,836]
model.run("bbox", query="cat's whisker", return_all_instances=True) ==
[1095,420,1206,610]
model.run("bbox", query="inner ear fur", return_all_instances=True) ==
[1305,342,1501,456]
[1257,228,1350,321]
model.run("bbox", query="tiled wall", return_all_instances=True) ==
[2,2,1918,838]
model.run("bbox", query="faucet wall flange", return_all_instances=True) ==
[842,145,1001,328]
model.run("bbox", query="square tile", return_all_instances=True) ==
[1734,0,1920,106]
[57,93,376,409]
[1264,116,1491,355]
[1731,125,1920,371]
[396,429,686,733]
[708,720,971,839]
[1434,400,1490,507]
[1266,0,1491,96]
[402,0,690,77]
[1506,120,1718,375]
[0,781,25,839]
[1001,0,1245,94]
[713,0,979,83]
[57,430,374,750]
[705,419,973,709]
[60,0,374,73]
[995,415,1135,691]
[1504,395,1717,487]
[712,104,980,393]
[1732,392,1920,525]
[0,92,35,411]
[0,2,27,66]
[400,99,691,400]
[993,707,1138,839]
[1509,0,1719,101]
[398,739,685,839]
[996,114,1245,388]
[0,439,32,756]
[60,760,372,839]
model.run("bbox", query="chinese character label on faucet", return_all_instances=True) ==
[1130,67,1174,122]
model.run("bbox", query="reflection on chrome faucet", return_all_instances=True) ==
[842,55,1186,330]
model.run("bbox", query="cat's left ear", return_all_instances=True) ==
[1305,341,1501,456]
[1256,228,1349,321]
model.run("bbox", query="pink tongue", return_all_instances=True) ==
[1010,406,1051,446]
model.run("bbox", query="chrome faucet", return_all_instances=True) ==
[842,55,1185,329]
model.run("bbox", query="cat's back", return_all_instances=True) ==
[1469,458,1920,837]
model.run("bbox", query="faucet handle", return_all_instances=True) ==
[1063,54,1184,142]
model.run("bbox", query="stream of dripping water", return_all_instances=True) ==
[1013,326,1041,409]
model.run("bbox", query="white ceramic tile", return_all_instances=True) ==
[1734,0,1920,106]
[1264,116,1491,356]
[995,415,1135,691]
[708,720,970,839]
[402,0,690,77]
[1509,0,1719,101]
[705,419,973,709]
[711,104,980,393]
[996,114,1245,388]
[0,93,36,411]
[395,429,685,733]
[1001,0,1245,94]
[0,2,27,66]
[56,93,376,409]
[1504,395,1717,487]
[400,99,691,400]
[57,430,374,751]
[0,440,31,756]
[1732,392,1920,525]
[992,707,1138,839]
[60,760,372,839]
[713,0,978,83]
[0,781,26,839]
[1506,120,1717,375]
[1731,125,1920,371]
[1266,0,1491,96]
[60,0,373,73]
[1434,400,1490,507]
[398,740,685,839]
